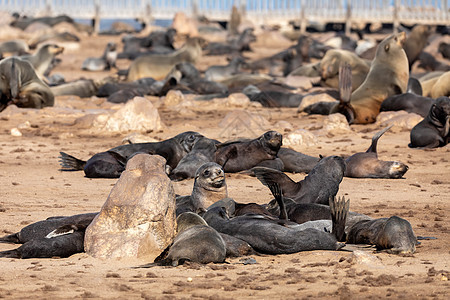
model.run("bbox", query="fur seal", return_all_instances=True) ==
[277,147,320,173]
[409,96,450,148]
[380,93,433,117]
[253,155,346,205]
[335,32,409,124]
[82,42,117,71]
[319,49,371,91]
[170,137,220,181]
[403,25,434,68]
[345,125,408,178]
[59,131,203,178]
[438,42,450,59]
[202,196,347,254]
[136,212,226,266]
[243,85,304,108]
[119,28,176,59]
[0,39,29,56]
[430,71,450,98]
[0,57,54,111]
[215,131,282,173]
[20,43,64,77]
[0,213,97,259]
[204,57,245,82]
[176,162,228,215]
[126,37,205,81]
[205,28,256,56]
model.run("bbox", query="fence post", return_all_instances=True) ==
[93,0,101,35]
[141,0,153,31]
[345,0,352,36]
[192,0,199,19]
[393,0,399,33]
[300,0,307,34]
[45,0,52,16]
[240,0,247,18]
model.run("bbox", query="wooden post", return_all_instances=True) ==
[240,0,247,18]
[93,0,101,35]
[300,0,307,34]
[393,0,400,34]
[141,0,153,31]
[45,0,52,16]
[345,0,352,36]
[192,0,198,20]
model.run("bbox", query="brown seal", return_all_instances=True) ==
[345,125,409,178]
[403,25,434,68]
[126,37,205,81]
[21,43,64,76]
[136,212,226,267]
[0,57,54,111]
[335,32,409,124]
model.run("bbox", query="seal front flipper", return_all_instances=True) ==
[366,124,393,154]
[252,167,299,198]
[329,196,349,242]
[336,62,355,124]
[59,152,86,171]
[0,232,20,244]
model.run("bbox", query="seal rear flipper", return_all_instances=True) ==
[329,196,349,242]
[265,182,288,220]
[366,124,393,153]
[0,248,21,258]
[58,152,86,170]
[0,232,21,244]
[45,223,88,239]
[252,167,299,198]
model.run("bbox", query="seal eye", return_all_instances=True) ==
[203,170,210,177]
[384,44,390,52]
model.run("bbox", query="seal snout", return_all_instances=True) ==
[389,161,408,178]
[396,31,407,46]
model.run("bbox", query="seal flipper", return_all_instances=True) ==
[329,196,349,242]
[0,232,21,244]
[252,167,299,198]
[366,124,393,154]
[59,152,87,170]
[0,249,20,258]
[265,182,288,220]
[336,62,355,124]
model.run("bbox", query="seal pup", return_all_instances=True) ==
[202,196,348,254]
[438,42,450,59]
[136,212,226,267]
[0,57,54,111]
[409,96,450,148]
[0,213,97,259]
[176,162,228,216]
[59,131,203,178]
[345,125,409,179]
[170,136,220,181]
[82,42,117,71]
[331,32,409,124]
[253,155,346,205]
[126,37,205,81]
[204,57,245,82]
[243,85,304,108]
[215,131,282,173]
[20,43,64,76]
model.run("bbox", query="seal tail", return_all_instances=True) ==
[252,167,298,199]
[58,152,86,171]
[366,124,393,153]
[0,249,21,258]
[265,182,288,220]
[329,196,349,242]
[0,233,20,244]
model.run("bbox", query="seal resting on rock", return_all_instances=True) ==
[59,131,203,178]
[136,212,226,267]
[409,96,450,148]
[345,125,409,178]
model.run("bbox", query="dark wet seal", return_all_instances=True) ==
[253,155,345,205]
[215,131,282,173]
[0,213,97,259]
[59,131,203,178]
[345,125,409,179]
[134,212,226,267]
[409,96,450,148]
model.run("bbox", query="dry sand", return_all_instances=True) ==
[0,31,449,299]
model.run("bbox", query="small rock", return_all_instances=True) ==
[283,129,317,147]
[162,90,185,107]
[218,110,271,138]
[10,128,22,137]
[376,111,423,131]
[351,250,384,269]
[17,121,31,129]
[321,113,352,134]
[298,93,337,112]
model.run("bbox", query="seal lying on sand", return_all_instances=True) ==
[0,57,54,111]
[409,96,450,148]
[380,93,434,117]
[345,125,409,178]
[0,213,97,259]
[82,42,117,71]
[170,136,220,181]
[176,162,228,216]
[203,196,347,254]
[0,40,29,56]
[20,43,64,76]
[215,131,282,173]
[136,212,226,267]
[59,131,203,178]
[126,37,205,81]
[253,155,345,205]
